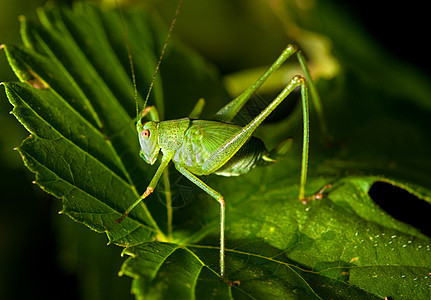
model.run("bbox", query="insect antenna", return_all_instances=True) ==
[115,0,183,121]
[141,0,183,116]
[115,0,138,117]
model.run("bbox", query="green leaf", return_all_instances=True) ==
[2,2,431,300]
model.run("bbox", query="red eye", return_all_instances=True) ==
[141,129,150,139]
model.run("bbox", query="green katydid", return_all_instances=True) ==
[114,0,328,284]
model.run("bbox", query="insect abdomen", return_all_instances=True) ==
[214,137,266,176]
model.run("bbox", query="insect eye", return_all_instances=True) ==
[141,129,150,139]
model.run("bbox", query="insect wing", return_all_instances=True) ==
[177,120,242,174]
[188,120,241,152]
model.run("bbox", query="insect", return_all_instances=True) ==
[114,0,327,285]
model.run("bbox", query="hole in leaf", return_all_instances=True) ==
[369,181,431,237]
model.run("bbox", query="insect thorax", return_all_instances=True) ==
[157,118,190,150]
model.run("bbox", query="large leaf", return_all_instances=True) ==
[2,2,431,299]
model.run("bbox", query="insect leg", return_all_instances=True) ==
[296,51,328,137]
[213,44,298,123]
[139,105,160,122]
[204,75,311,202]
[188,98,206,119]
[116,154,173,223]
[299,83,309,202]
[202,75,306,174]
[175,165,227,279]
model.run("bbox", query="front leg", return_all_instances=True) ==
[139,105,160,122]
[116,153,173,223]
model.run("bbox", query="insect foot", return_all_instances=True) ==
[300,184,332,204]
[222,277,241,287]
[115,212,128,224]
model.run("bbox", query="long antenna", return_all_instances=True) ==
[114,0,139,119]
[115,0,138,117]
[141,0,183,115]
[115,0,183,118]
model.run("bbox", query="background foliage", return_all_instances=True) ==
[1,0,431,299]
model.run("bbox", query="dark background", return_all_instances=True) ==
[334,1,430,74]
[0,0,429,299]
